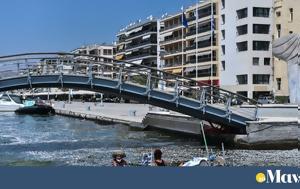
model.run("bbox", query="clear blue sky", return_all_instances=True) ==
[0,0,196,55]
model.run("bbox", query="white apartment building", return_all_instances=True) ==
[219,0,274,99]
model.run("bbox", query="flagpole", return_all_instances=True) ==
[210,0,214,104]
[181,7,184,78]
[196,1,199,81]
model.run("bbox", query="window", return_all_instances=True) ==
[253,24,270,34]
[276,78,281,90]
[221,15,225,24]
[237,91,248,98]
[222,61,225,71]
[237,41,248,52]
[237,75,248,85]
[253,57,259,66]
[253,41,270,51]
[264,58,270,65]
[237,8,248,19]
[253,7,270,17]
[221,30,225,40]
[276,24,281,38]
[253,74,270,84]
[276,11,281,17]
[221,45,225,55]
[289,8,293,22]
[237,24,248,35]
[221,0,225,9]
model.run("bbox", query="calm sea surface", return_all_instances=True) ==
[0,113,298,167]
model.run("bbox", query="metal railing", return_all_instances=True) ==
[0,52,260,120]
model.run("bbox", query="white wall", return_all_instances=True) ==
[219,0,274,98]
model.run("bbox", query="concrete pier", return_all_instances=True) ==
[53,101,149,128]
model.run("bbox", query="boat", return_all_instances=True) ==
[0,93,24,112]
[15,99,55,115]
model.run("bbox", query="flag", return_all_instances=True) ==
[181,6,188,28]
[210,14,215,39]
[182,12,188,28]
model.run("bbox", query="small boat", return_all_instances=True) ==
[0,93,24,112]
[15,99,55,115]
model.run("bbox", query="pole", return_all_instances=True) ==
[200,121,209,157]
[196,1,199,81]
[181,11,184,78]
[210,0,214,104]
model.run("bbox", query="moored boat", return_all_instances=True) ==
[0,93,24,112]
[15,99,55,115]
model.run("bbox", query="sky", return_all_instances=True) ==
[0,0,197,55]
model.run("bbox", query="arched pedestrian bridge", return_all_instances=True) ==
[0,53,259,133]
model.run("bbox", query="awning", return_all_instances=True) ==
[142,34,151,40]
[160,31,173,41]
[184,66,196,73]
[161,31,173,38]
[172,68,182,74]
[131,60,143,65]
[186,51,211,57]
[125,26,143,36]
[197,65,211,70]
[197,35,211,42]
[118,44,124,50]
[116,54,124,60]
[185,65,211,73]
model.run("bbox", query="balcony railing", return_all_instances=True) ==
[161,23,182,32]
[161,36,183,44]
[127,28,157,39]
[126,52,157,60]
[186,26,211,36]
[126,39,157,50]
[185,40,216,51]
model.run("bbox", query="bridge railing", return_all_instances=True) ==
[0,52,260,119]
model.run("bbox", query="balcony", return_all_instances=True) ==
[161,23,182,32]
[186,56,216,64]
[127,28,157,39]
[126,39,157,50]
[164,62,182,68]
[126,51,157,60]
[161,36,183,45]
[186,26,211,36]
[185,40,216,51]
[164,49,183,56]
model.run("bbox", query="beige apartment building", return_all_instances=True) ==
[160,0,220,86]
[273,0,300,102]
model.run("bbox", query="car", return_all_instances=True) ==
[257,96,274,104]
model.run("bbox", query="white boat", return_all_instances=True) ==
[0,93,24,112]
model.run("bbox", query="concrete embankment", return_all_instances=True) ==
[53,101,149,128]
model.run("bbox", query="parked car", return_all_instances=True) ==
[257,96,275,104]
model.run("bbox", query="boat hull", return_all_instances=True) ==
[0,104,23,112]
[15,105,55,115]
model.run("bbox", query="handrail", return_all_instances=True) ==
[0,52,260,105]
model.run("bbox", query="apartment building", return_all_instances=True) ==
[273,0,300,102]
[160,0,219,85]
[71,44,116,77]
[219,0,274,99]
[115,19,158,68]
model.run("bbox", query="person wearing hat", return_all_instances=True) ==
[112,150,128,167]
